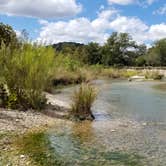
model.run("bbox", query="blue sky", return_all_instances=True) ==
[0,0,165,45]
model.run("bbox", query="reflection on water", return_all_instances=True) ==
[19,80,166,165]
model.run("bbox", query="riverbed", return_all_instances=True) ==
[6,80,166,166]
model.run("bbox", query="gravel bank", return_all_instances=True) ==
[0,109,57,133]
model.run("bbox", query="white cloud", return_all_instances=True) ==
[107,0,157,6]
[109,16,149,43]
[92,9,118,32]
[146,0,156,5]
[37,9,166,45]
[38,19,49,25]
[148,23,166,41]
[15,30,21,38]
[153,4,166,15]
[0,0,82,18]
[37,9,117,44]
[37,17,109,44]
[108,0,134,5]
[138,0,157,7]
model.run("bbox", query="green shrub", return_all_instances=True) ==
[0,43,55,110]
[145,71,164,80]
[0,83,8,107]
[100,68,121,78]
[70,84,97,121]
[121,70,139,78]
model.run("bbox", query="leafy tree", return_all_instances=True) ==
[133,44,147,66]
[135,56,146,66]
[73,46,89,63]
[101,32,136,66]
[83,42,102,65]
[0,22,17,46]
[155,38,166,66]
[146,38,166,66]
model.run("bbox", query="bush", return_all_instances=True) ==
[145,71,164,80]
[0,43,55,110]
[100,68,121,78]
[0,83,8,107]
[0,23,18,47]
[70,84,97,121]
[121,70,139,78]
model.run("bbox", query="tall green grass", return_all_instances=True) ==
[70,84,97,120]
[0,43,55,110]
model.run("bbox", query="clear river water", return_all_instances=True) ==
[25,80,166,165]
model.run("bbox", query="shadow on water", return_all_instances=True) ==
[153,83,166,91]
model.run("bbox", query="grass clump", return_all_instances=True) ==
[70,84,97,121]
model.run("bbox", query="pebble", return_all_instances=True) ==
[15,119,19,122]
[20,155,25,159]
[142,122,147,126]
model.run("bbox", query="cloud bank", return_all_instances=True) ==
[0,0,82,18]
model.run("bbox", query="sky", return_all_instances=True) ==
[0,0,165,46]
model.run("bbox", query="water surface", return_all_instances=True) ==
[22,81,166,165]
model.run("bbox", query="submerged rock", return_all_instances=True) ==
[129,75,145,82]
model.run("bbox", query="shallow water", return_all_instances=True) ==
[23,80,166,165]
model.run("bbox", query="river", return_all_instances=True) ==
[24,80,166,165]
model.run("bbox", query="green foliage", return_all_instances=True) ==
[0,22,18,47]
[7,92,18,109]
[0,43,55,110]
[101,68,122,78]
[102,32,137,66]
[51,54,86,88]
[71,84,97,120]
[121,70,139,78]
[54,54,81,72]
[146,38,166,66]
[83,42,102,65]
[0,83,8,107]
[145,71,164,80]
[135,56,146,66]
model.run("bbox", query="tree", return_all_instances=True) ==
[0,23,17,46]
[146,38,166,66]
[84,42,102,65]
[134,44,147,66]
[101,32,136,66]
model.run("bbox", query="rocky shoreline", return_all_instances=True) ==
[0,109,57,133]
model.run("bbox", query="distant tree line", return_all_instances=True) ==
[0,22,165,67]
[52,33,166,67]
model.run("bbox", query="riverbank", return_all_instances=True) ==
[0,109,57,133]
[0,107,72,166]
[0,108,144,166]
